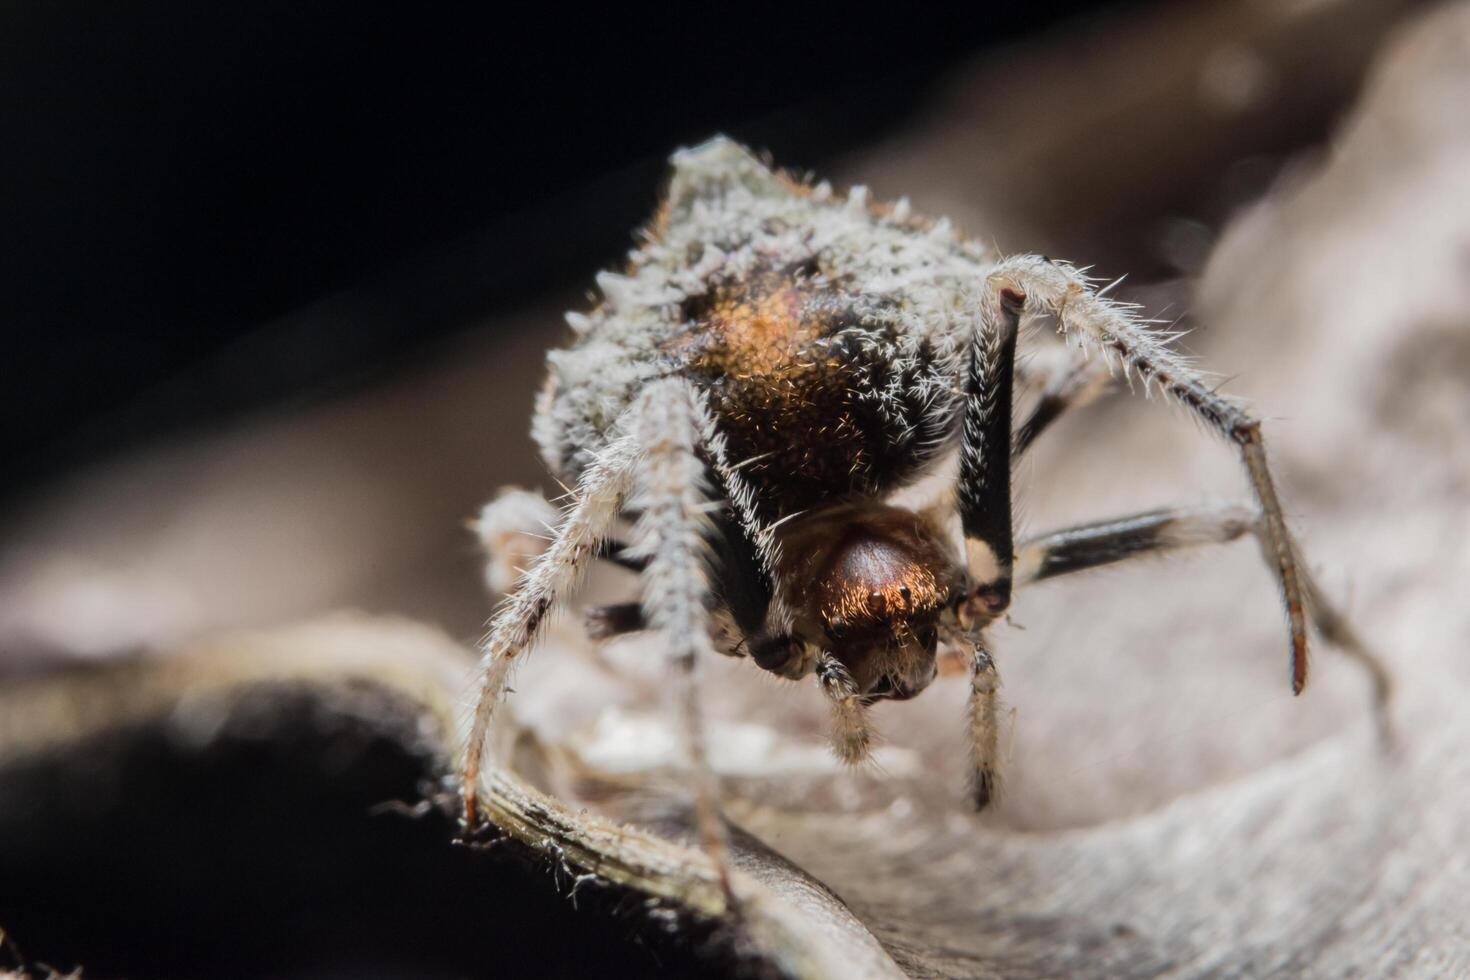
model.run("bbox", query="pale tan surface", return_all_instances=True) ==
[2,2,1467,976]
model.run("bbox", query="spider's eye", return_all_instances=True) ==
[915,624,939,655]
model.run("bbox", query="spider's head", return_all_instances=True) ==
[778,504,964,701]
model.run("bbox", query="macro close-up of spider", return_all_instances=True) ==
[460,137,1389,895]
[6,3,1470,977]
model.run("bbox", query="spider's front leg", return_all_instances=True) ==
[463,379,741,909]
[998,255,1321,696]
[952,278,1027,807]
[624,378,740,909]
[814,652,871,765]
[462,436,638,828]
[957,280,1025,623]
[968,638,1002,809]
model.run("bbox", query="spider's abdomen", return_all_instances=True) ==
[669,265,953,520]
[532,138,991,511]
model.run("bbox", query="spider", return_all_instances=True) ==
[460,136,1389,902]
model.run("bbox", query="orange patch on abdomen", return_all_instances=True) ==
[665,263,934,521]
[674,269,841,380]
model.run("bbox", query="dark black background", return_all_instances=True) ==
[1,1,1119,496]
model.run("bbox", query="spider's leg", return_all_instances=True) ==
[594,538,649,574]
[1015,504,1392,714]
[900,339,1104,531]
[472,490,649,594]
[469,487,562,596]
[584,600,647,639]
[949,281,1027,807]
[626,378,739,909]
[1014,348,1112,457]
[587,459,787,666]
[955,280,1024,622]
[461,435,638,829]
[968,637,1002,809]
[589,512,771,632]
[998,255,1313,696]
[1299,566,1393,726]
[815,652,874,765]
[1014,504,1256,586]
[586,422,794,726]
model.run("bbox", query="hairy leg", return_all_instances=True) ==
[968,637,1002,809]
[625,378,739,907]
[461,436,638,829]
[955,280,1024,623]
[469,487,561,596]
[1000,255,1314,696]
[944,280,1048,806]
[815,651,873,765]
[586,491,780,665]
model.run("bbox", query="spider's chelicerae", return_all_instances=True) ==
[462,137,1388,899]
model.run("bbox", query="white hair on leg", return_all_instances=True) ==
[968,638,1002,811]
[815,651,873,765]
[1000,255,1313,696]
[469,486,561,596]
[460,433,637,829]
[626,377,739,908]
